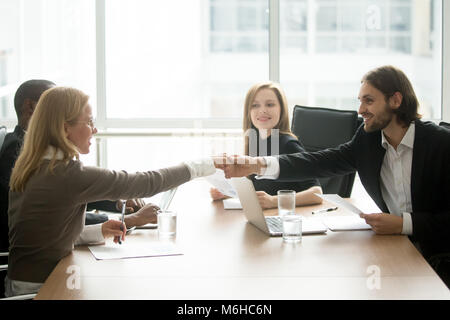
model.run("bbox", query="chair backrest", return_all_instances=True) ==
[439,121,450,130]
[291,105,361,197]
[0,253,8,298]
[0,253,35,299]
[0,126,6,151]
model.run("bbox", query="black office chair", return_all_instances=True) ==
[439,121,450,130]
[429,254,450,289]
[0,253,7,298]
[0,254,36,299]
[291,105,361,197]
[0,126,6,151]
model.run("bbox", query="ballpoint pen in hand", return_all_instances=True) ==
[312,206,338,215]
[116,200,126,244]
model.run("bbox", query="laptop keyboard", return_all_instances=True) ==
[266,216,283,233]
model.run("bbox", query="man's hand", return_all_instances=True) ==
[124,203,160,228]
[216,155,265,179]
[256,191,277,209]
[102,219,126,243]
[359,213,403,235]
[116,198,146,214]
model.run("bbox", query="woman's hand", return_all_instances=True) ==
[101,219,126,243]
[256,191,277,209]
[210,188,227,201]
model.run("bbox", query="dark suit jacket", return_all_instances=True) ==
[0,126,25,251]
[0,126,112,251]
[277,120,450,259]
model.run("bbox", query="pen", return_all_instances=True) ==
[116,200,126,244]
[312,206,338,215]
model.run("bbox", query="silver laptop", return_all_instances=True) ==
[136,187,177,229]
[159,187,178,211]
[231,177,327,236]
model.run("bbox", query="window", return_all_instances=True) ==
[210,0,269,53]
[0,0,96,122]
[280,0,442,120]
[104,0,269,123]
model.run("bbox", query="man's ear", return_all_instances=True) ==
[389,92,403,110]
[23,98,35,116]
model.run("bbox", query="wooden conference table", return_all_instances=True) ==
[35,180,450,300]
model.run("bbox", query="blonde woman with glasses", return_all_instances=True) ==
[6,86,222,297]
[210,81,323,209]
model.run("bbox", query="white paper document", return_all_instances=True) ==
[314,193,365,215]
[88,242,182,260]
[204,170,238,198]
[321,216,372,231]
[314,194,372,231]
[223,198,242,210]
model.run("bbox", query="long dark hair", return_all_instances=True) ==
[362,65,421,126]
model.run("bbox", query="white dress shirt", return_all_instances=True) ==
[184,158,217,179]
[379,123,414,235]
[258,123,416,235]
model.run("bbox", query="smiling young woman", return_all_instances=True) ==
[210,81,323,209]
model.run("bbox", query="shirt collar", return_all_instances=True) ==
[381,122,415,150]
[42,146,65,160]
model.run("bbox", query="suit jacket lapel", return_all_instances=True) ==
[411,121,426,210]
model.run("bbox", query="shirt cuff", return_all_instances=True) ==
[255,156,280,180]
[75,224,105,246]
[401,212,413,235]
[184,158,216,180]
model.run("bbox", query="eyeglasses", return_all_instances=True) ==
[72,119,96,130]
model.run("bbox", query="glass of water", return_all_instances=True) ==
[277,190,296,216]
[282,214,302,243]
[157,210,177,238]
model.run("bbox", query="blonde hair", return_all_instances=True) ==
[243,81,296,155]
[10,87,89,192]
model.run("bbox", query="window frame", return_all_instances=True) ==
[1,0,448,129]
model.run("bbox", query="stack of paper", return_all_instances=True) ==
[321,216,372,231]
[88,242,182,260]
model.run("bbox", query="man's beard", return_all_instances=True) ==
[363,104,394,133]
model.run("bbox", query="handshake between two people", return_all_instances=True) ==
[212,155,267,179]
